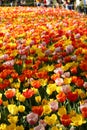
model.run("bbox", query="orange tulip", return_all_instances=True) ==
[56,92,66,102]
[11,72,18,79]
[32,106,43,116]
[31,80,41,89]
[5,89,15,99]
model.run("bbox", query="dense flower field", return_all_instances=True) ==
[0,6,87,130]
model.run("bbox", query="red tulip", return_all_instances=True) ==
[0,99,3,105]
[70,66,77,74]
[75,77,84,87]
[81,107,87,118]
[67,92,78,102]
[61,114,71,126]
[23,89,34,99]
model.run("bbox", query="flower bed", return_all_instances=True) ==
[0,7,87,130]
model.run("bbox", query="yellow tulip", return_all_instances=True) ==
[0,78,3,83]
[0,124,7,130]
[62,62,78,71]
[58,106,67,117]
[64,78,72,84]
[42,99,48,105]
[16,92,25,102]
[75,89,86,99]
[43,105,52,115]
[6,123,16,130]
[36,48,45,57]
[8,115,18,124]
[44,114,57,125]
[16,125,24,130]
[14,82,20,89]
[56,86,62,93]
[9,78,13,83]
[46,83,57,95]
[18,105,25,113]
[51,126,62,130]
[45,65,54,72]
[39,79,47,86]
[7,104,18,115]
[3,101,8,106]
[10,50,18,57]
[69,110,76,117]
[35,96,41,103]
[0,93,2,98]
[71,114,86,126]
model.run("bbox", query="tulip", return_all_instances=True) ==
[26,112,38,125]
[65,45,74,54]
[54,67,63,75]
[60,114,71,126]
[49,100,58,111]
[62,85,71,94]
[83,82,87,90]
[55,78,64,86]
[34,125,45,130]
[39,119,47,127]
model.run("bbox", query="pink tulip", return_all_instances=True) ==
[83,82,87,89]
[3,60,15,66]
[57,59,63,64]
[50,100,58,111]
[21,55,27,60]
[62,85,71,94]
[80,102,87,111]
[75,33,81,39]
[39,120,47,127]
[55,78,64,86]
[45,49,51,56]
[0,54,9,60]
[65,45,74,54]
[71,55,77,61]
[61,72,70,78]
[26,112,38,125]
[54,67,63,75]
[55,47,62,53]
[70,126,75,130]
[34,125,45,130]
